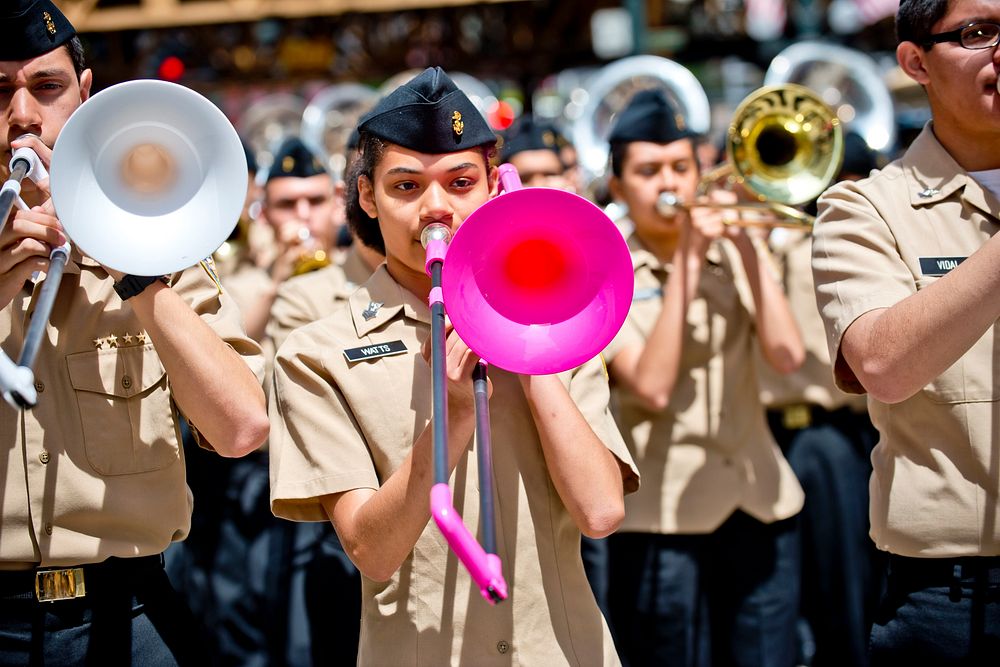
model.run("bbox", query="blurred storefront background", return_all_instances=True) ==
[56,0,921,177]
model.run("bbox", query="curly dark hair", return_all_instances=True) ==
[345,132,497,255]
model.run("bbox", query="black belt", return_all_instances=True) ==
[0,554,164,603]
[887,554,1000,588]
[767,404,863,432]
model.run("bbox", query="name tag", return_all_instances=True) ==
[918,256,966,276]
[343,340,408,363]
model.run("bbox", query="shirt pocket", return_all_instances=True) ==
[65,345,180,475]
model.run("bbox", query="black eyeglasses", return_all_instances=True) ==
[923,21,1000,49]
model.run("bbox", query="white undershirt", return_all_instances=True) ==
[968,168,1000,202]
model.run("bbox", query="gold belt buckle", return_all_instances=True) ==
[35,567,86,602]
[782,404,812,430]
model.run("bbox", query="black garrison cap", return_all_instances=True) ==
[346,127,361,152]
[608,89,696,145]
[501,117,563,162]
[266,137,327,183]
[0,0,76,61]
[358,67,496,153]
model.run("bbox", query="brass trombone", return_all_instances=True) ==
[656,83,844,228]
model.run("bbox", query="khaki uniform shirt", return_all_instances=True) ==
[813,124,1000,558]
[0,251,264,569]
[270,265,638,667]
[220,260,272,325]
[268,244,376,353]
[605,230,803,534]
[757,229,867,413]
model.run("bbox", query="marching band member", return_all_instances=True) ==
[269,66,638,666]
[499,116,576,191]
[238,136,344,343]
[0,1,268,662]
[812,0,1000,662]
[601,89,805,667]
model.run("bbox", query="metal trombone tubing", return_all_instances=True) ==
[473,361,497,557]
[429,260,449,487]
[656,193,813,229]
[17,244,70,378]
[425,252,508,604]
[0,158,31,235]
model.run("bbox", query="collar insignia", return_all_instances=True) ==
[362,301,383,321]
[918,188,940,198]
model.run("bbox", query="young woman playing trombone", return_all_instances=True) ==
[268,67,638,666]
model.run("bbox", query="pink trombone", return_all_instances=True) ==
[421,164,633,604]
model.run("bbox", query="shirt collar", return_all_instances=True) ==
[349,264,431,337]
[902,122,1000,219]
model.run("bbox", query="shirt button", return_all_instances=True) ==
[496,640,509,654]
[121,375,133,390]
[33,381,44,393]
[39,451,50,464]
[44,524,53,535]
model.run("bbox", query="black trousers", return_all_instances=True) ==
[768,405,883,667]
[607,512,801,667]
[0,555,205,666]
[870,555,1000,665]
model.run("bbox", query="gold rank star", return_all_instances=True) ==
[93,337,105,350]
[123,333,133,345]
[136,332,148,345]
[107,334,119,348]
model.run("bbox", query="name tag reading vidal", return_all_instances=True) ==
[918,256,967,277]
[343,340,408,363]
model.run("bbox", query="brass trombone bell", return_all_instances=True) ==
[658,83,844,229]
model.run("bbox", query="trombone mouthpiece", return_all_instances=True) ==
[422,223,451,276]
[656,192,683,216]
[420,223,452,248]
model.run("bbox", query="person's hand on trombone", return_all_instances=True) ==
[421,317,492,415]
[0,197,64,309]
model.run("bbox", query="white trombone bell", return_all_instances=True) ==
[49,80,248,276]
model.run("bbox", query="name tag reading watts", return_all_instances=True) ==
[919,256,967,277]
[343,340,409,363]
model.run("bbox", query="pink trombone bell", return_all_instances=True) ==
[442,164,634,375]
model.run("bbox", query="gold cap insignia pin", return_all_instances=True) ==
[675,114,686,131]
[282,156,295,173]
[42,11,56,35]
[452,111,464,137]
[542,131,555,147]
